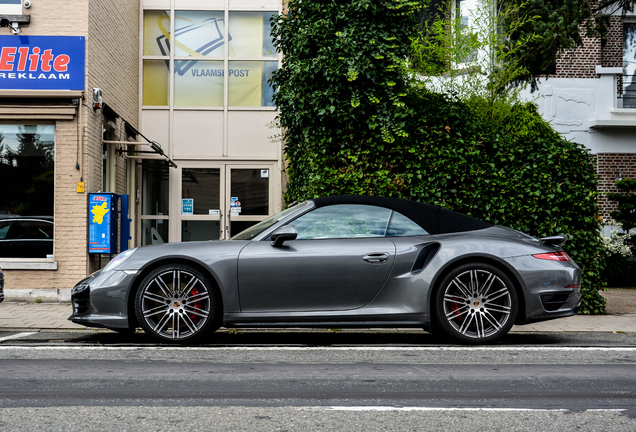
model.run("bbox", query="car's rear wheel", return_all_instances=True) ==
[433,263,518,344]
[135,264,217,343]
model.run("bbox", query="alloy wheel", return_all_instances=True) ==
[435,264,517,343]
[137,267,212,341]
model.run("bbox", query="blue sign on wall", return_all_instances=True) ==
[182,198,194,215]
[0,36,85,91]
[88,193,118,254]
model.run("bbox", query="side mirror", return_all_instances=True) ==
[270,225,297,247]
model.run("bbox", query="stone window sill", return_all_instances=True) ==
[609,108,636,114]
[0,260,58,271]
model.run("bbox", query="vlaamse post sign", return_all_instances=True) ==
[0,36,85,91]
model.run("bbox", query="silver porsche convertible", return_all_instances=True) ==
[69,195,581,344]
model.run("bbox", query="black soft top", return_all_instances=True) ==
[312,195,492,235]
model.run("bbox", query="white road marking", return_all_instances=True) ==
[585,409,630,412]
[0,332,37,343]
[0,345,635,352]
[321,406,627,413]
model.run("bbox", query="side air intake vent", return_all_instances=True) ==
[411,242,441,274]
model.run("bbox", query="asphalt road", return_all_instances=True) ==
[0,330,635,431]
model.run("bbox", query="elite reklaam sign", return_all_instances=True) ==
[0,36,85,90]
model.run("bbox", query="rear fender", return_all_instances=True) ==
[426,253,528,324]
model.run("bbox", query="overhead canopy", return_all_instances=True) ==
[102,103,177,168]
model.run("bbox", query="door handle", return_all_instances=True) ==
[362,252,390,264]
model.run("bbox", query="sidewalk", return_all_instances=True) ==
[0,289,634,332]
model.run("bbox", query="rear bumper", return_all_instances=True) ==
[505,255,582,325]
[518,288,582,324]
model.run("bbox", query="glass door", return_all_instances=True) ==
[225,165,274,239]
[178,165,225,242]
[175,163,276,241]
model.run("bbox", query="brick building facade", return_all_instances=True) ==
[554,16,623,78]
[0,0,139,299]
[595,153,636,217]
[525,13,636,223]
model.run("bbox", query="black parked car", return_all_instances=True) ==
[0,216,54,258]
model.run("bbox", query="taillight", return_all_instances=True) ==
[532,252,570,261]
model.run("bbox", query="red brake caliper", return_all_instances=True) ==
[449,297,464,323]
[189,287,201,322]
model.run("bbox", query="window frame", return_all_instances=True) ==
[0,123,57,267]
[141,7,281,110]
[623,18,636,108]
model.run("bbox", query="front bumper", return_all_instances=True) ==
[68,270,138,330]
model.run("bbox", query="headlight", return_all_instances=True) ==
[103,248,137,272]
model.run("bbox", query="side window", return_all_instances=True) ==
[292,204,392,240]
[387,211,429,237]
[39,222,54,239]
[0,221,10,240]
[23,222,53,239]
[5,222,24,239]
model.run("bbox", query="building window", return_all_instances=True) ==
[142,8,279,108]
[182,168,221,214]
[0,124,55,258]
[174,60,224,106]
[143,10,171,56]
[143,60,170,106]
[623,22,636,108]
[454,0,480,65]
[141,160,169,246]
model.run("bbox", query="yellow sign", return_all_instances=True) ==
[76,182,85,193]
[91,202,110,224]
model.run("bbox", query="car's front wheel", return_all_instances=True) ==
[433,263,518,344]
[135,264,217,343]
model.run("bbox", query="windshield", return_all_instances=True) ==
[230,202,308,240]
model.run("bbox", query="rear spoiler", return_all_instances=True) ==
[540,235,568,247]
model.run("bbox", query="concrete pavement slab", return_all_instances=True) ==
[511,314,636,332]
[0,302,84,330]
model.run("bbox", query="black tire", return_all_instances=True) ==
[135,264,218,344]
[432,263,518,344]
